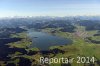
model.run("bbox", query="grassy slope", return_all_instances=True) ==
[42,26,100,66]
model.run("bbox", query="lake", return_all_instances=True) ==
[28,30,72,51]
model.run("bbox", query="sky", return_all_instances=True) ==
[0,0,100,17]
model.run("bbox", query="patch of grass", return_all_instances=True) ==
[7,39,32,49]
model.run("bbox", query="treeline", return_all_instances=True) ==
[0,27,26,38]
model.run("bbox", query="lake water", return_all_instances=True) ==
[28,30,72,50]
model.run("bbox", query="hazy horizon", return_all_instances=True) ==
[0,0,100,17]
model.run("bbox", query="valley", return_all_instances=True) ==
[0,17,100,66]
